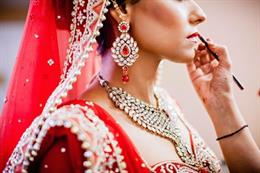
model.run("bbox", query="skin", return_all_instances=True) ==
[81,0,260,172]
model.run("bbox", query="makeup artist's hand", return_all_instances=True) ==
[187,41,260,173]
[186,40,235,107]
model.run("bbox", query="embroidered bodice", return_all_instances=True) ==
[4,88,221,173]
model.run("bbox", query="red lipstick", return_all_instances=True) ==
[187,32,199,39]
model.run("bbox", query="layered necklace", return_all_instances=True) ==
[97,75,199,167]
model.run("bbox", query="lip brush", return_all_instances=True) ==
[198,34,244,90]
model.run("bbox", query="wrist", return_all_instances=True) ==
[203,92,236,117]
[204,96,246,138]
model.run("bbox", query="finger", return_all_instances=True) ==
[208,44,232,70]
[199,50,210,64]
[197,43,206,51]
[196,50,211,66]
[200,38,216,61]
[199,49,208,56]
[194,49,201,61]
[209,53,216,61]
[200,63,213,74]
[186,61,197,73]
[195,60,201,68]
[193,55,202,68]
[210,59,219,68]
[189,68,204,81]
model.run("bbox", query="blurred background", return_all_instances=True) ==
[0,0,259,172]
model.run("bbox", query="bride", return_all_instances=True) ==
[1,0,260,172]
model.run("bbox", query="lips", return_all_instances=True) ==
[187,32,199,39]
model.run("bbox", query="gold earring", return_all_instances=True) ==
[110,1,139,83]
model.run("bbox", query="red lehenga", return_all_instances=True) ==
[0,0,221,172]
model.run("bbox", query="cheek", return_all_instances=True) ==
[150,1,180,27]
[136,1,184,36]
[131,1,194,62]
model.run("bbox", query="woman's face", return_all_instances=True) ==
[129,0,207,63]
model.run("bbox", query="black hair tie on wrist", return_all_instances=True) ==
[216,125,248,141]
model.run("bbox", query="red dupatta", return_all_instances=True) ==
[0,0,102,171]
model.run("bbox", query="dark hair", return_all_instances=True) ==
[96,0,140,56]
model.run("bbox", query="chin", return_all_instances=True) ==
[166,50,195,64]
[181,49,196,63]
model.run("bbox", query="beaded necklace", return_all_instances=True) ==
[97,75,200,167]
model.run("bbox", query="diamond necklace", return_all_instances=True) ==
[97,75,199,167]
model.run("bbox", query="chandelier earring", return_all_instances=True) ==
[111,1,139,84]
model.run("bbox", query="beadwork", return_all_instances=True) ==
[97,74,221,172]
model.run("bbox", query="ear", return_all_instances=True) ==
[109,4,132,24]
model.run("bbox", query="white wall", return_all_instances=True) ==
[0,22,24,111]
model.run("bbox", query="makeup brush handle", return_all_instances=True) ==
[232,75,244,90]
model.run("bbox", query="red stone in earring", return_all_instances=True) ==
[122,66,129,83]
[111,20,139,84]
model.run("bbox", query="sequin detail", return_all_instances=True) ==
[4,104,128,173]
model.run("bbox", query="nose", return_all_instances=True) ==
[189,1,207,25]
